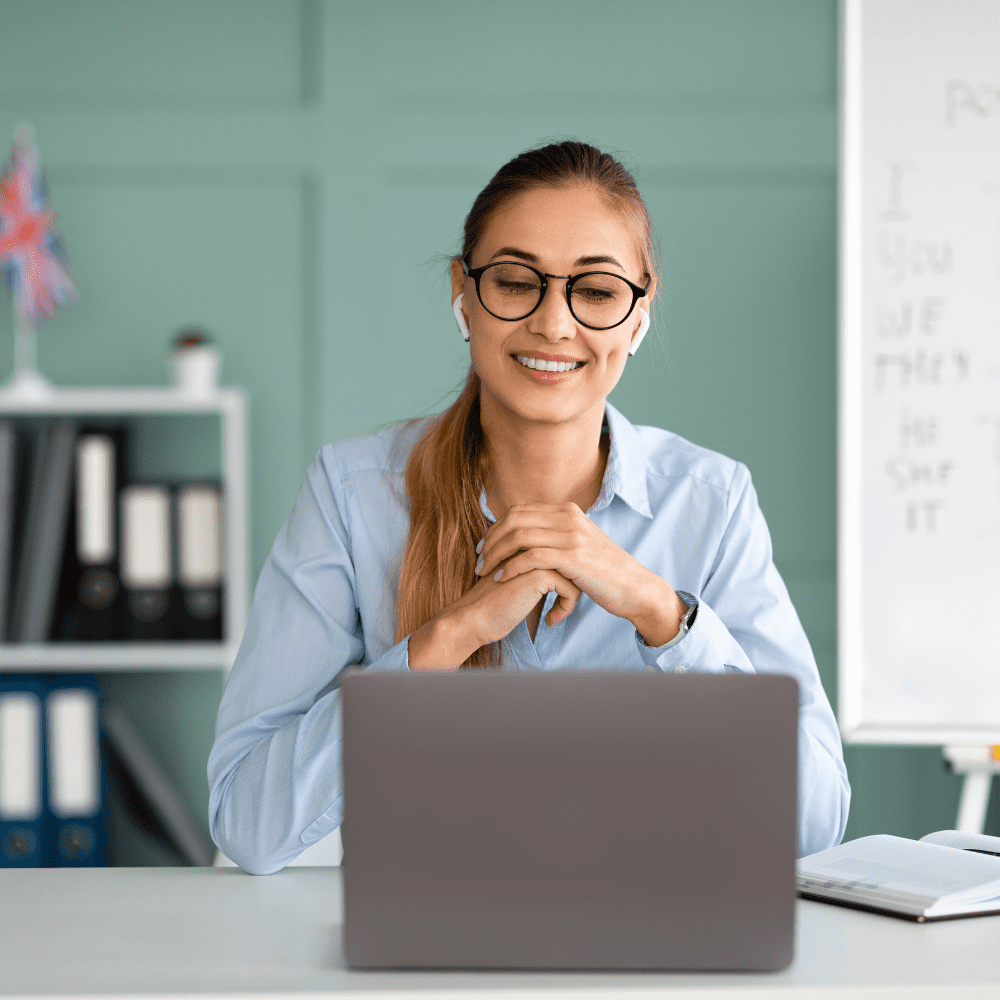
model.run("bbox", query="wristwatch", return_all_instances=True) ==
[675,591,699,641]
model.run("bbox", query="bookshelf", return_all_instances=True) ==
[0,382,249,673]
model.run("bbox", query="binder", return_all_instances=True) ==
[120,485,175,641]
[0,423,16,642]
[42,674,107,866]
[52,425,130,641]
[175,484,224,641]
[0,675,46,866]
[10,420,77,643]
[102,705,214,866]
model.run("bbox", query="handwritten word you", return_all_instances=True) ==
[879,232,952,284]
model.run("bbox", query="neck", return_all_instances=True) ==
[479,397,609,518]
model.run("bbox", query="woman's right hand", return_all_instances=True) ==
[407,558,582,670]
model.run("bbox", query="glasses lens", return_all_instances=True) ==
[478,263,543,319]
[569,273,634,328]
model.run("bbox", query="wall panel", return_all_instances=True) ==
[0,0,306,104]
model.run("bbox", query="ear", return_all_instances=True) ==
[628,308,650,357]
[450,257,467,305]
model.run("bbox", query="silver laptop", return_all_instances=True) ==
[341,671,798,971]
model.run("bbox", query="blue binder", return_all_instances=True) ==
[0,674,47,867]
[41,674,108,867]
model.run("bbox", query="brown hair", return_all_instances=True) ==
[394,141,658,667]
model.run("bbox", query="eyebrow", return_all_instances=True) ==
[489,247,626,270]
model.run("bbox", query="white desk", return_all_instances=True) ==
[2,866,999,999]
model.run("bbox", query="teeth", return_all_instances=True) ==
[515,355,582,372]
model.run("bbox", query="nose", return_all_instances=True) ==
[527,276,577,340]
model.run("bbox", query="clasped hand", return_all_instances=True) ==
[464,502,681,647]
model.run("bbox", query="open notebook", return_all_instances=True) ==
[797,830,1000,921]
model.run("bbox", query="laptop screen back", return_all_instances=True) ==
[342,671,798,971]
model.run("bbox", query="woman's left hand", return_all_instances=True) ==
[475,502,688,645]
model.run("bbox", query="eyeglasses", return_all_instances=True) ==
[463,261,649,331]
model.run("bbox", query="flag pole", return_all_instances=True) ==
[6,316,54,396]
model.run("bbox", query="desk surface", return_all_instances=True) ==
[2,866,999,999]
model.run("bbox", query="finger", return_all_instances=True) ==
[477,505,585,562]
[490,547,576,584]
[478,526,575,576]
[543,574,582,625]
[483,505,578,543]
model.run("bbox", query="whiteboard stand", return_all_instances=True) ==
[943,746,1000,834]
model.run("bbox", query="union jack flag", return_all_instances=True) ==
[0,135,75,329]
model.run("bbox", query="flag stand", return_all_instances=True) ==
[2,319,55,397]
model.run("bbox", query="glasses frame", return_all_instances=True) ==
[463,260,650,331]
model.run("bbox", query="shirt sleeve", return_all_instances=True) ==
[634,461,850,857]
[207,445,409,875]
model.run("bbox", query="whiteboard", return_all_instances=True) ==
[840,0,1000,744]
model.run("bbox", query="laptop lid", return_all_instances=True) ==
[342,671,798,971]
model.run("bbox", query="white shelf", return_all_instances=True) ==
[0,380,249,674]
[0,641,242,671]
[0,382,245,415]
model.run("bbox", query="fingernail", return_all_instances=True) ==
[475,556,484,575]
[476,538,484,554]
[493,569,503,582]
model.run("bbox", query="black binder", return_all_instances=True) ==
[52,424,130,642]
[175,483,224,641]
[120,484,176,641]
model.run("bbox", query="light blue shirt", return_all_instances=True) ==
[208,401,850,874]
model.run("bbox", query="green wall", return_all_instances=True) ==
[0,0,994,861]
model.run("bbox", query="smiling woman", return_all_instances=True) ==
[207,141,851,875]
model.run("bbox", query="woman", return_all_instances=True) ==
[208,142,850,875]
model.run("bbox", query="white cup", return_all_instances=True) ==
[173,344,221,396]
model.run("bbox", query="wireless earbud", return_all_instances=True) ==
[628,308,650,357]
[453,294,470,342]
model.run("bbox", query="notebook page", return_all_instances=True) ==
[920,830,1000,856]
[799,835,1000,904]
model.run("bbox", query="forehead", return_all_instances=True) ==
[474,183,643,276]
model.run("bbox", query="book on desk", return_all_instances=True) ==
[798,829,1000,921]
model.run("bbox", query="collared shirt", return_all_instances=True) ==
[208,402,850,874]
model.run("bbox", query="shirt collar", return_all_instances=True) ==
[598,400,653,518]
[478,400,652,522]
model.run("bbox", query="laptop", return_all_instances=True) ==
[341,670,798,971]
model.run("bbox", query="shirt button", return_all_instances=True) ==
[646,664,657,673]
[674,665,688,674]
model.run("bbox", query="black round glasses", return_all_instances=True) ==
[463,260,650,331]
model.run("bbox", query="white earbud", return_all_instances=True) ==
[453,293,471,342]
[628,308,650,357]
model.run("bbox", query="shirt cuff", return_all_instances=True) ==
[357,636,412,673]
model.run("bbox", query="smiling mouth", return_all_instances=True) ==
[512,354,586,372]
